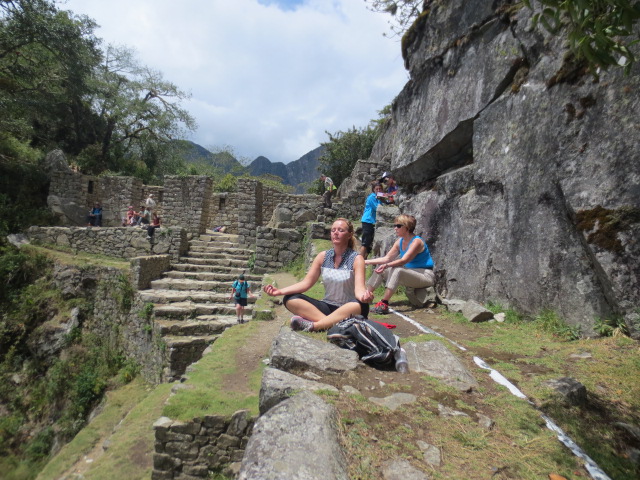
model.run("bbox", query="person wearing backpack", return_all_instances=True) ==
[365,214,435,314]
[230,274,253,324]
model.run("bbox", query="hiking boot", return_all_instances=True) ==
[373,301,390,314]
[290,315,314,332]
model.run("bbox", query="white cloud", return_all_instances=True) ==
[60,0,408,163]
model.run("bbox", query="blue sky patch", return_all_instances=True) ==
[258,0,305,11]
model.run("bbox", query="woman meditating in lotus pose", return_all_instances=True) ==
[262,218,373,332]
[365,214,435,314]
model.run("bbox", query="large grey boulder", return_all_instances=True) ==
[259,367,338,414]
[269,329,360,374]
[42,149,71,176]
[238,391,348,480]
[367,3,640,336]
[404,341,478,391]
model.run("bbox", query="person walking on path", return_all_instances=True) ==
[230,274,254,324]
[365,214,435,314]
[320,174,336,208]
[359,182,385,260]
[262,218,373,332]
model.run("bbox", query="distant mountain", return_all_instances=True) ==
[178,140,325,193]
[174,140,244,174]
[247,145,325,193]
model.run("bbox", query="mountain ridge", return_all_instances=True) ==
[179,140,325,193]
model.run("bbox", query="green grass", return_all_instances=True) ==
[162,321,266,420]
[36,378,172,480]
[25,244,130,270]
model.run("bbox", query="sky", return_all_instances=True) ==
[59,0,409,164]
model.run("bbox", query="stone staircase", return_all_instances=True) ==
[139,231,262,381]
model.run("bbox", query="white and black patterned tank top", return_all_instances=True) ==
[321,248,358,306]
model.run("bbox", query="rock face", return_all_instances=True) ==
[238,391,348,480]
[365,1,640,337]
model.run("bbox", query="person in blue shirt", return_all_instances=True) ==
[365,214,435,314]
[230,273,254,323]
[359,182,385,259]
[86,203,102,227]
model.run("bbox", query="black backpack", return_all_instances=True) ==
[327,316,400,368]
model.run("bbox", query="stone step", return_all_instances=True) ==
[188,243,252,255]
[156,316,237,336]
[178,257,249,268]
[163,334,219,381]
[140,289,227,304]
[153,301,253,318]
[150,278,261,292]
[170,263,252,275]
[181,251,249,261]
[201,232,240,242]
[165,271,263,283]
[190,239,241,249]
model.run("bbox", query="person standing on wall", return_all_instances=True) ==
[320,174,336,208]
[230,274,254,324]
[145,193,156,212]
[359,182,385,260]
[380,172,398,203]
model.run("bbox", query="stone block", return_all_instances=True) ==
[405,286,437,307]
[461,300,494,322]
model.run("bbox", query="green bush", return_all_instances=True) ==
[533,309,581,340]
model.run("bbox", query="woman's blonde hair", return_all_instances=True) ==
[333,217,355,250]
[395,214,416,233]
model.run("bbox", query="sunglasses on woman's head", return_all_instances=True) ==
[393,224,403,228]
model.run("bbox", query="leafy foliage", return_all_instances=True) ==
[0,0,196,185]
[364,0,424,38]
[523,1,640,75]
[594,314,629,337]
[0,247,136,478]
[368,1,640,75]
[318,118,385,190]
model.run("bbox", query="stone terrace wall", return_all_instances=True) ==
[51,263,166,384]
[208,192,239,234]
[237,179,263,247]
[162,176,213,235]
[261,187,321,226]
[153,411,255,479]
[27,226,188,262]
[49,169,88,206]
[131,255,172,290]
[97,176,144,226]
[253,227,304,274]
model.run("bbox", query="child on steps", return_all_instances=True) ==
[230,274,254,324]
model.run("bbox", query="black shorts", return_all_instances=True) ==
[283,293,369,318]
[361,222,375,251]
[234,297,248,307]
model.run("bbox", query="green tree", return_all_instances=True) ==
[523,0,640,75]
[317,123,381,191]
[0,0,102,152]
[364,0,423,38]
[77,44,197,179]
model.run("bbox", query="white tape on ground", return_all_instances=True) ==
[390,309,612,480]
[389,307,467,351]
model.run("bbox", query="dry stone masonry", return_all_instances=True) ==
[27,226,188,262]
